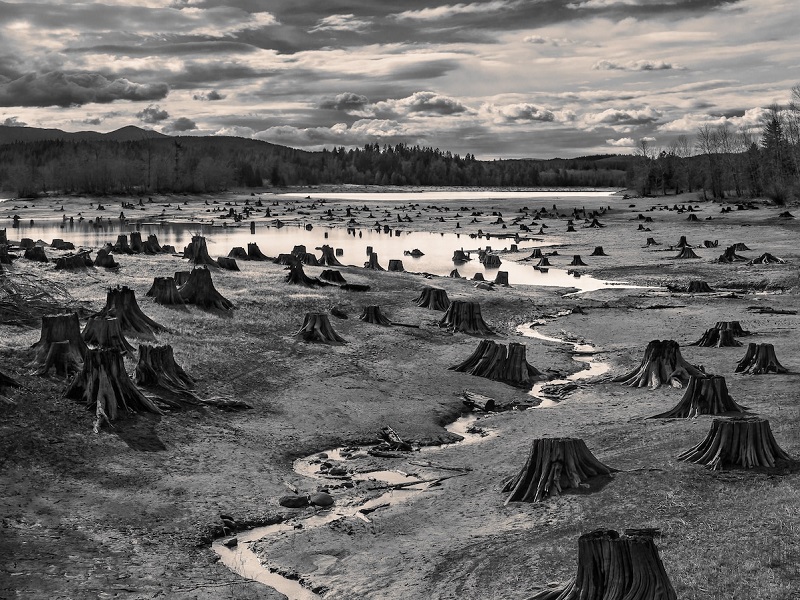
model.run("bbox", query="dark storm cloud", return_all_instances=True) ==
[0,71,169,107]
[136,105,169,124]
[318,92,371,112]
[65,41,259,58]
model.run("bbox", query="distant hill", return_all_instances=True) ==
[0,125,166,145]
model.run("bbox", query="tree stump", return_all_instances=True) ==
[95,286,163,338]
[411,287,448,311]
[748,252,785,265]
[536,257,551,268]
[528,248,543,259]
[82,316,135,354]
[735,343,787,374]
[529,529,676,600]
[174,270,191,287]
[494,271,509,286]
[93,246,118,268]
[645,237,659,246]
[360,305,392,326]
[449,269,461,278]
[180,268,234,310]
[295,312,346,343]
[590,246,607,256]
[483,254,502,268]
[319,245,343,266]
[64,348,162,432]
[217,256,240,271]
[228,247,248,260]
[589,218,605,228]
[320,269,346,284]
[297,252,320,266]
[247,242,270,261]
[285,261,325,287]
[472,272,485,281]
[714,321,749,336]
[184,235,218,267]
[146,234,162,253]
[55,251,92,270]
[24,246,48,262]
[130,231,154,254]
[439,301,494,335]
[0,243,13,265]
[568,255,586,266]
[503,438,614,504]
[364,252,385,270]
[652,375,745,418]
[703,239,719,248]
[692,327,741,347]
[452,250,470,263]
[387,259,405,272]
[613,340,704,389]
[146,277,185,305]
[677,416,790,469]
[674,247,700,259]
[732,242,751,251]
[717,245,747,263]
[687,280,713,293]
[675,235,690,248]
[134,344,197,404]
[29,313,88,375]
[113,234,133,254]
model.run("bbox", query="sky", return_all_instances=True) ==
[0,0,798,159]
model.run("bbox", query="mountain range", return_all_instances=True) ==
[0,125,167,145]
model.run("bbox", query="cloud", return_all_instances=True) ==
[318,92,371,112]
[254,119,418,149]
[484,103,556,123]
[658,106,767,133]
[193,90,226,101]
[592,59,682,71]
[581,107,662,129]
[214,125,256,138]
[392,1,513,21]
[568,0,642,8]
[165,117,198,132]
[136,104,169,123]
[606,137,635,146]
[309,14,371,33]
[0,71,169,107]
[524,35,575,46]
[82,117,102,125]
[2,116,27,127]
[374,91,468,117]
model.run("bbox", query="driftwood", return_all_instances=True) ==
[677,416,790,469]
[360,305,392,326]
[184,236,218,267]
[503,438,613,504]
[364,252,385,270]
[93,246,118,269]
[687,280,713,293]
[414,286,450,311]
[64,348,162,432]
[735,343,787,374]
[530,529,676,600]
[217,256,240,271]
[146,277,185,305]
[387,259,405,272]
[378,426,413,451]
[82,316,135,354]
[247,242,270,261]
[134,344,197,404]
[180,268,234,310]
[450,340,542,388]
[95,286,163,338]
[692,327,742,347]
[296,312,346,343]
[29,313,88,375]
[652,375,745,418]
[439,301,494,335]
[461,390,496,411]
[613,340,704,389]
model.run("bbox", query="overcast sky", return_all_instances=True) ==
[1,0,798,158]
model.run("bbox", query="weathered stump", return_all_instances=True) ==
[247,242,270,261]
[82,316,135,354]
[692,327,741,348]
[613,340,704,389]
[483,254,502,268]
[674,247,700,259]
[652,375,745,418]
[319,245,343,266]
[748,252,785,265]
[414,286,451,311]
[364,252,385,270]
[93,246,118,269]
[228,247,248,260]
[146,235,162,253]
[285,261,325,287]
[95,286,163,338]
[134,344,197,404]
[130,232,154,254]
[297,252,320,266]
[180,268,234,310]
[590,246,607,256]
[29,313,88,375]
[320,269,346,284]
[703,239,719,248]
[387,259,405,272]
[718,245,747,263]
[295,313,346,343]
[715,321,749,336]
[113,234,133,254]
[64,348,162,432]
[35,340,82,377]
[55,251,93,270]
[675,235,690,248]
[568,255,586,267]
[536,257,551,268]
[687,280,713,293]
[438,301,493,335]
[494,271,509,286]
[530,529,676,600]
[503,438,613,504]
[735,343,787,374]
[449,269,461,278]
[645,237,659,246]
[359,305,392,326]
[217,256,240,271]
[472,272,485,281]
[528,248,543,259]
[51,239,75,250]
[24,246,48,262]
[174,270,190,287]
[184,235,218,267]
[146,277,185,305]
[677,416,790,469]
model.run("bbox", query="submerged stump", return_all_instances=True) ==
[613,340,703,389]
[735,343,787,374]
[652,375,745,418]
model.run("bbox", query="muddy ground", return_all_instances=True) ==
[1,188,799,599]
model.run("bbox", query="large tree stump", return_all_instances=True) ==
[82,316,135,354]
[568,255,586,266]
[146,277,185,305]
[24,246,48,262]
[652,375,745,418]
[503,438,614,504]
[95,286,163,338]
[320,269,346,284]
[674,247,700,259]
[295,313,346,343]
[359,305,392,326]
[113,234,133,254]
[29,313,88,375]
[146,234,162,253]
[387,259,405,272]
[494,271,509,286]
[184,235,218,267]
[319,244,343,266]
[451,340,543,388]
[364,252,385,270]
[536,257,551,268]
[414,286,450,310]
[297,252,320,266]
[691,327,742,348]
[613,340,704,389]
[687,280,713,293]
[93,246,118,269]
[735,343,787,374]
[675,235,691,248]
[174,270,190,287]
[715,321,749,336]
[130,232,154,254]
[530,529,676,600]
[285,261,326,287]
[247,242,270,261]
[64,348,162,432]
[54,251,93,270]
[439,301,494,335]
[217,256,240,271]
[528,248,543,259]
[134,344,197,405]
[677,416,791,469]
[180,268,234,310]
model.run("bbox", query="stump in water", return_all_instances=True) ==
[29,313,88,375]
[95,286,163,338]
[483,254,502,268]
[529,529,676,600]
[364,252,385,270]
[613,340,704,389]
[319,245,343,266]
[285,261,325,287]
[735,343,787,374]
[247,242,270,261]
[473,272,485,281]
[217,256,239,271]
[146,277,185,305]
[718,245,747,263]
[414,286,451,311]
[180,268,234,310]
[674,247,700,259]
[687,280,713,293]
[184,235,218,267]
[295,312,346,343]
[320,269,346,284]
[715,321,749,336]
[228,247,248,260]
[387,259,404,272]
[439,301,494,335]
[692,327,741,347]
[503,438,613,504]
[134,344,197,404]
[93,246,118,269]
[64,348,162,432]
[24,246,48,262]
[677,416,790,469]
[55,251,92,270]
[568,255,586,266]
[494,271,509,286]
[452,249,470,263]
[536,257,551,268]
[652,375,745,418]
[82,316,134,354]
[590,246,607,256]
[360,305,392,326]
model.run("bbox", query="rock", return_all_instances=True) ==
[328,466,348,476]
[309,491,335,507]
[279,495,310,508]
[222,537,238,548]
